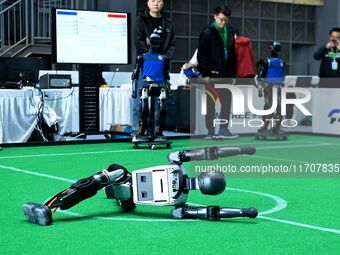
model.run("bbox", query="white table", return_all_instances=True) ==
[43,87,132,134]
[0,87,132,144]
[0,88,40,143]
[1,86,339,143]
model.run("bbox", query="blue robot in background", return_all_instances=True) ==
[131,29,172,149]
[255,41,287,140]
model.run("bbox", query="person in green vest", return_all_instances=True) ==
[197,5,238,139]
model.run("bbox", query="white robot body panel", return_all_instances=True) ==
[23,145,258,225]
[132,165,188,206]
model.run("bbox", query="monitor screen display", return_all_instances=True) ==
[53,9,129,65]
[0,57,41,84]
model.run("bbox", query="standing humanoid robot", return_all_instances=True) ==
[131,30,172,148]
[255,41,287,140]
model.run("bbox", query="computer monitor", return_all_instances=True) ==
[0,57,41,85]
[52,8,130,65]
[295,76,312,87]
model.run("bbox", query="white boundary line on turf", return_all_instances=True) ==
[187,187,287,216]
[251,155,311,164]
[251,155,312,164]
[254,143,331,151]
[3,164,340,235]
[258,215,340,235]
[299,140,340,146]
[188,187,287,216]
[0,164,285,220]
[227,188,287,215]
[60,210,194,222]
[0,149,142,160]
[0,164,76,183]
[251,152,340,166]
[0,141,330,160]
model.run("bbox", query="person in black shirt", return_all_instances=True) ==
[197,5,238,139]
[132,0,175,141]
[134,0,175,58]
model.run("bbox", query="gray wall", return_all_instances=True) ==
[291,45,314,75]
[97,0,137,72]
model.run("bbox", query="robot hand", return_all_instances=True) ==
[165,80,172,98]
[131,64,140,82]
[132,79,137,99]
[254,75,263,97]
[132,91,137,99]
[131,55,143,98]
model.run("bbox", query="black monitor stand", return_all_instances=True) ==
[79,64,101,134]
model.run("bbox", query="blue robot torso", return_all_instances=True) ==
[142,52,165,83]
[264,58,284,85]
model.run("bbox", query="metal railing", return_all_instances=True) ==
[0,0,79,56]
[33,0,76,43]
[0,0,27,55]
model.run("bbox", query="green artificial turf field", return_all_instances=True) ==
[0,135,340,254]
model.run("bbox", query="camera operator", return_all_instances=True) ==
[314,27,340,81]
